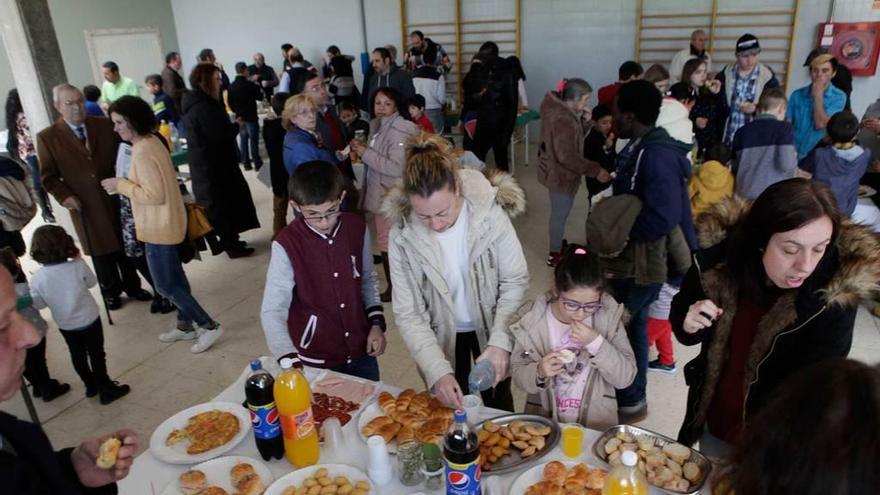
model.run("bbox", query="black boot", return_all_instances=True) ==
[40,379,71,402]
[99,381,131,405]
[151,295,175,314]
[380,252,392,303]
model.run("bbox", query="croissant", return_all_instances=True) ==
[542,461,567,485]
[391,411,423,429]
[563,464,589,490]
[586,468,608,489]
[396,388,415,411]
[396,425,415,443]
[410,392,430,410]
[377,392,396,415]
[525,481,563,495]
[361,415,398,442]
[415,427,442,445]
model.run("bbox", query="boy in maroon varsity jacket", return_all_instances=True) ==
[260,160,387,380]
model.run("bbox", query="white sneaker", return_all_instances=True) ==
[159,327,197,343]
[190,324,223,353]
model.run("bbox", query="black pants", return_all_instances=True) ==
[59,318,109,389]
[454,331,513,411]
[467,117,512,171]
[131,255,157,293]
[23,337,51,391]
[92,251,142,298]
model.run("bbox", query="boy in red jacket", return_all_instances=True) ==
[260,161,386,379]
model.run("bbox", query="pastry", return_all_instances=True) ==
[563,463,589,490]
[179,469,208,495]
[395,388,415,411]
[230,463,256,487]
[361,416,400,443]
[543,460,567,484]
[201,488,228,495]
[557,349,576,364]
[235,474,264,495]
[586,467,608,489]
[95,437,121,469]
[525,480,563,495]
[376,391,396,415]
[183,410,240,455]
[662,443,691,465]
[396,424,415,443]
[683,462,702,482]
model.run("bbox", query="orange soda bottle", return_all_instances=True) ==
[158,120,171,141]
[602,450,649,495]
[274,357,320,467]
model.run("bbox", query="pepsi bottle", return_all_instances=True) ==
[245,360,284,460]
[443,410,481,495]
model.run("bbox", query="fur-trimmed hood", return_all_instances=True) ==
[380,168,526,225]
[694,196,880,308]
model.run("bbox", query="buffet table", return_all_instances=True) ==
[121,359,697,494]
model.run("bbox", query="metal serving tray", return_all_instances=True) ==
[475,413,562,476]
[591,424,712,495]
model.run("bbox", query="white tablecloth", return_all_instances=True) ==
[120,359,693,494]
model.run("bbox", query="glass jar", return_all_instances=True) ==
[397,439,425,486]
[422,461,444,491]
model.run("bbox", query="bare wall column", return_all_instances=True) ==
[0,0,67,136]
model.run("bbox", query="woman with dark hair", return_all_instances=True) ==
[384,133,528,410]
[720,358,880,494]
[350,86,418,302]
[181,63,259,258]
[101,96,223,353]
[682,58,723,159]
[4,89,54,222]
[670,178,880,456]
[537,78,610,266]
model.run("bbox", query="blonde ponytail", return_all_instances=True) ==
[404,131,460,197]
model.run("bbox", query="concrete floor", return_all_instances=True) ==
[3,143,880,456]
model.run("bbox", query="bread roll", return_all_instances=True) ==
[179,469,208,495]
[230,462,256,487]
[542,460,567,485]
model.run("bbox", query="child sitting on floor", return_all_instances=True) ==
[29,225,130,405]
[510,246,636,430]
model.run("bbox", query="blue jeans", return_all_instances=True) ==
[609,278,662,407]
[548,190,576,253]
[330,355,379,381]
[238,121,262,166]
[145,243,214,328]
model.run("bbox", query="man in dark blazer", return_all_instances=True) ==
[161,51,187,114]
[36,84,151,309]
[0,266,138,494]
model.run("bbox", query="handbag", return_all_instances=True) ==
[185,203,213,240]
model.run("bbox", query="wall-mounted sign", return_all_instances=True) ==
[817,22,880,76]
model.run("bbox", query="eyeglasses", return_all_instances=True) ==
[560,297,603,314]
[302,203,342,222]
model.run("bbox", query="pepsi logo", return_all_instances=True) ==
[266,408,279,425]
[448,471,470,489]
[249,410,262,427]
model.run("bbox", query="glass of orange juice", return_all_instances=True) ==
[561,425,584,458]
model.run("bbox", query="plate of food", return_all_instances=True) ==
[150,402,251,464]
[162,456,272,495]
[592,425,711,494]
[264,464,373,495]
[510,459,608,495]
[474,414,560,475]
[357,388,455,453]
[310,373,377,433]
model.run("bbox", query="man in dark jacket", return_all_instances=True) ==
[197,48,230,91]
[368,46,415,112]
[610,80,696,423]
[228,62,263,170]
[462,42,517,171]
[0,267,139,494]
[247,52,279,99]
[161,51,187,115]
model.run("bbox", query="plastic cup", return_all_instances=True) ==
[366,435,393,485]
[462,394,482,423]
[561,425,584,458]
[320,417,343,452]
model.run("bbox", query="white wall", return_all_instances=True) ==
[171,0,403,94]
[169,0,880,119]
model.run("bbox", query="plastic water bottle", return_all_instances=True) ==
[467,360,495,393]
[169,123,180,152]
[602,450,649,495]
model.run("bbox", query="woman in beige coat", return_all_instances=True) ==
[350,87,419,302]
[382,133,528,410]
[510,248,636,430]
[100,96,223,354]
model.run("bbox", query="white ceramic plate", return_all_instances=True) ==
[149,401,252,464]
[160,455,273,495]
[264,463,373,495]
[355,401,399,454]
[509,459,602,495]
